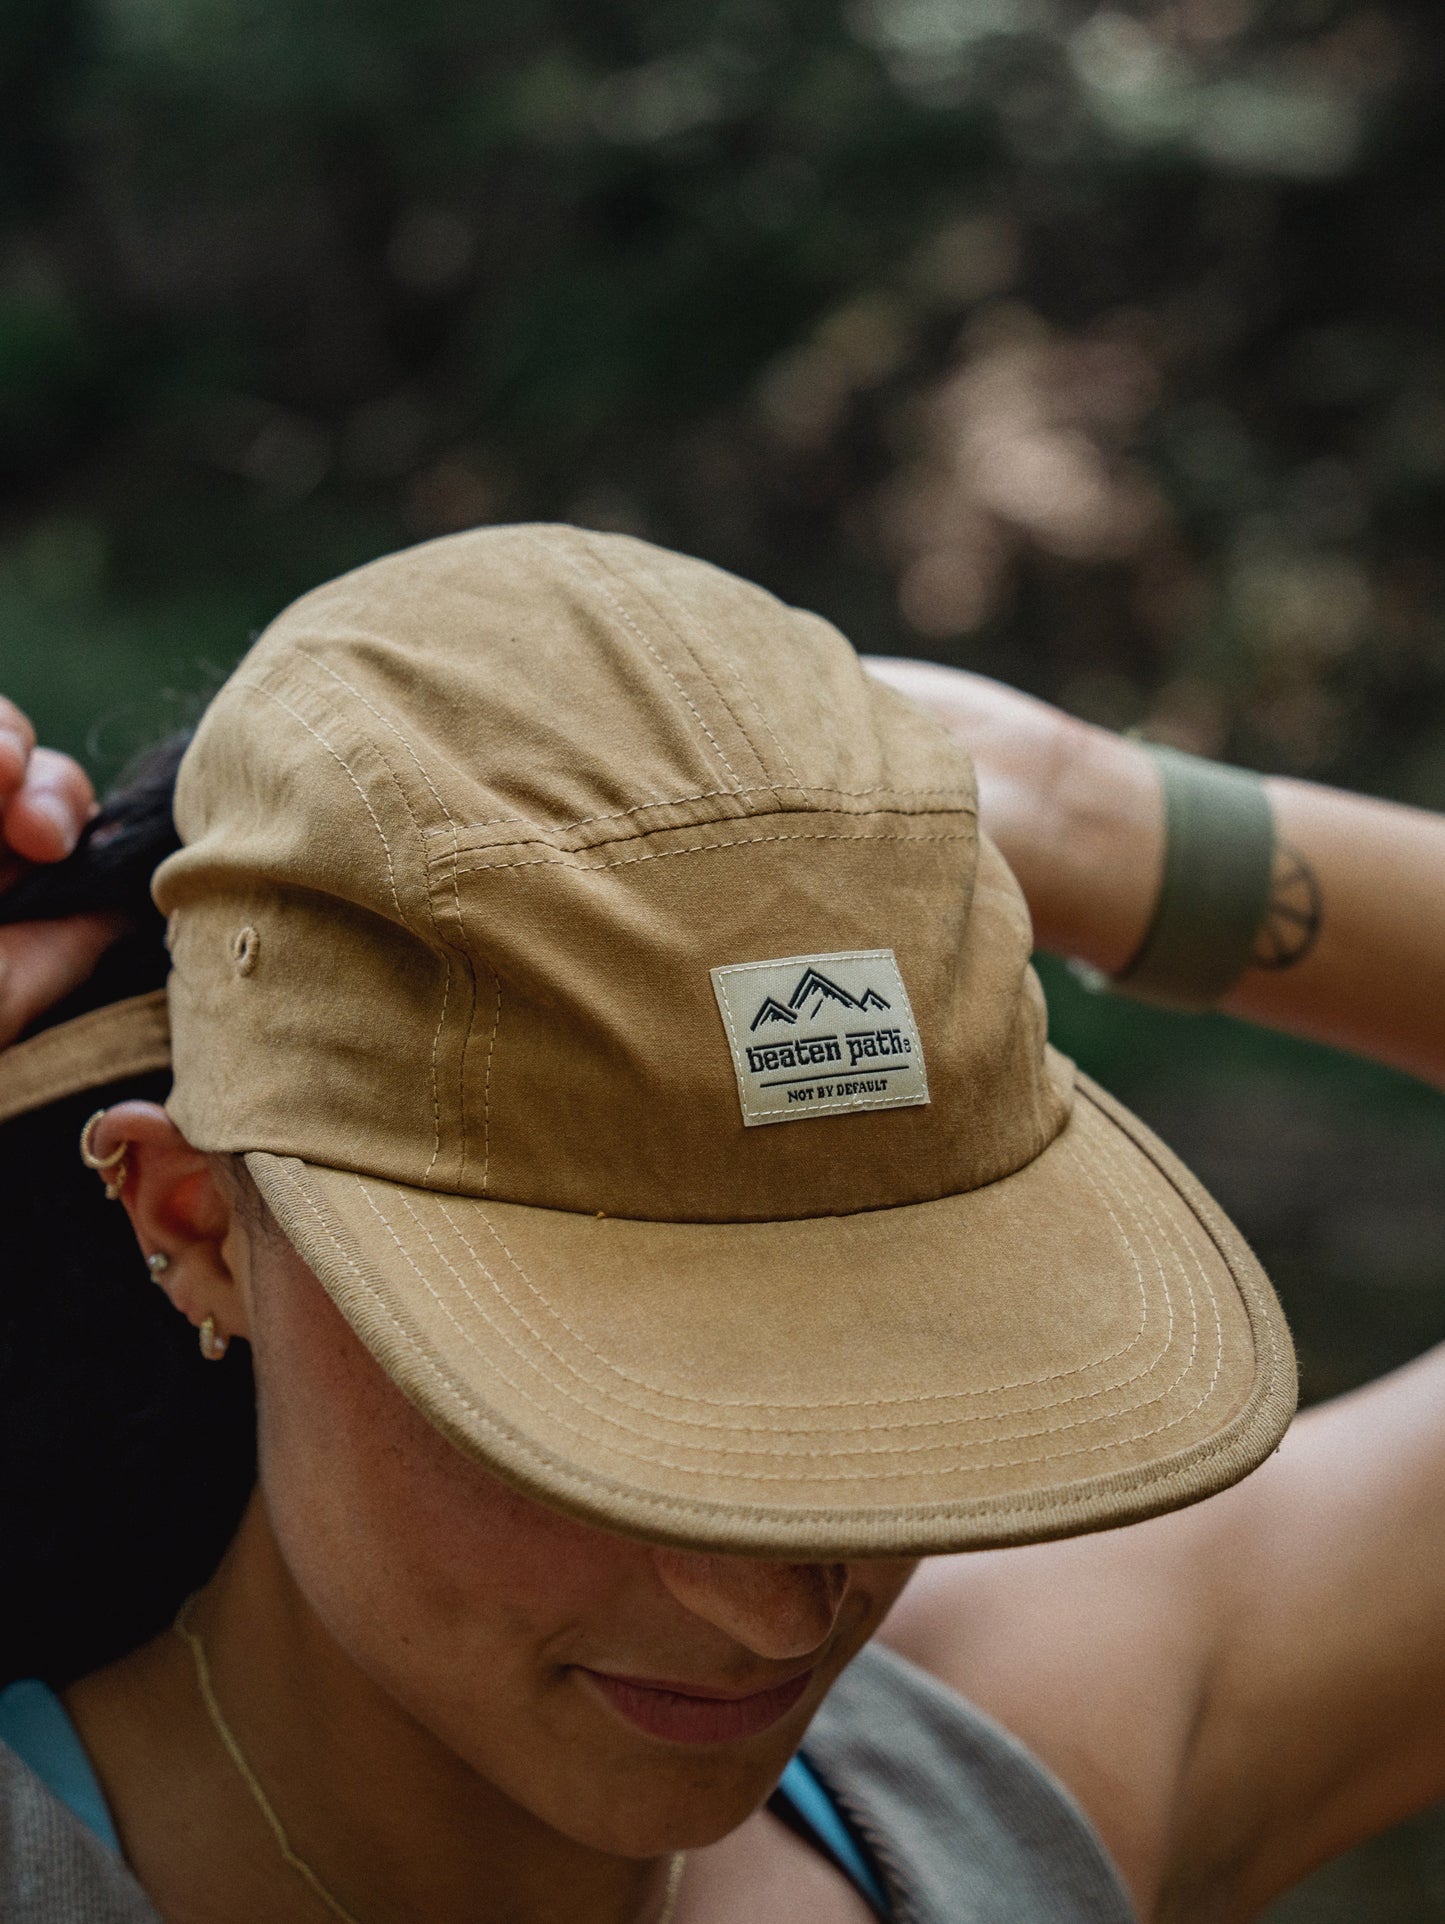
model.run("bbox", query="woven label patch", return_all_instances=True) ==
[710,949,930,1128]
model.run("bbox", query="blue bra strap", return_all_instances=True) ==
[774,1751,890,1916]
[0,1679,122,1854]
[0,1680,892,1915]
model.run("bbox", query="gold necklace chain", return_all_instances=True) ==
[174,1600,686,1924]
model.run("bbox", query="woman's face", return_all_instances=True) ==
[241,1219,917,1858]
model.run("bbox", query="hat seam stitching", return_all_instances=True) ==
[419,1124,1167,1428]
[265,1157,1283,1538]
[430,827,481,1190]
[345,1131,1213,1459]
[584,533,802,792]
[335,1164,1230,1477]
[547,533,745,793]
[1075,1078,1288,1425]
[234,677,403,919]
[347,726,455,1186]
[244,630,477,796]
[422,784,975,840]
[1153,1167,1284,1400]
[291,646,456,826]
[437,1123,1193,1441]
[449,827,969,878]
[253,1041,1075,1234]
[263,655,466,1188]
[436,1117,1157,1416]
[447,827,487,1191]
[245,661,526,1192]
[481,956,501,1195]
[622,541,805,787]
[220,676,456,1176]
[575,532,771,792]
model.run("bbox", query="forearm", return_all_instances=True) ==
[865,658,1445,1089]
[862,658,1166,973]
[999,721,1162,975]
[1216,778,1445,1087]
[1051,754,1445,1087]
[1048,754,1445,1087]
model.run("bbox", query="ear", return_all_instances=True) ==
[86,1099,254,1347]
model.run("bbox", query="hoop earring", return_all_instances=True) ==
[199,1317,230,1363]
[79,1111,129,1200]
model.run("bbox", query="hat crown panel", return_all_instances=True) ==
[156,525,1063,1213]
[441,824,1066,1219]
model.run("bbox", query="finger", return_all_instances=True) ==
[0,912,124,1048]
[2,746,96,864]
[0,698,38,797]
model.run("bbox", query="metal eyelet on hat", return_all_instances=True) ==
[232,925,260,976]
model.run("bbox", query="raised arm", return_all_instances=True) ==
[869,657,1445,1922]
[865,658,1445,1088]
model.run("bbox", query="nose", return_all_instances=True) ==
[650,1551,850,1662]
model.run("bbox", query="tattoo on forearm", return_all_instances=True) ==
[1250,842,1322,970]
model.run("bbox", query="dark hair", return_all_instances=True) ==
[0,735,256,1687]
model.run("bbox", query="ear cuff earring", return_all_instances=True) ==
[199,1316,230,1362]
[79,1111,129,1200]
[79,1116,229,1361]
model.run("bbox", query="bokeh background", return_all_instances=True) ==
[2,0,1443,1912]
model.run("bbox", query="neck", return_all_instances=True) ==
[75,1496,679,1924]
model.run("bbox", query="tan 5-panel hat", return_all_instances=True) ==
[151,524,1295,1556]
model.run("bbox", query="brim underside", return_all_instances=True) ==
[249,1072,1296,1558]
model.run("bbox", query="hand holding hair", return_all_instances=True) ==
[0,694,121,1047]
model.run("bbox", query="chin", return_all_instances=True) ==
[570,1796,766,1859]
[540,1749,785,1859]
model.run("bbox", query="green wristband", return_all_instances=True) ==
[1107,744,1276,1012]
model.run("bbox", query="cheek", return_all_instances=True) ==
[243,1251,923,1854]
[248,1248,614,1693]
[243,1261,779,1850]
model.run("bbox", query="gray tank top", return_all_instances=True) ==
[808,1643,1137,1921]
[0,1642,1136,1923]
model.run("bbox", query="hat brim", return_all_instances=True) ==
[248,1062,1295,1558]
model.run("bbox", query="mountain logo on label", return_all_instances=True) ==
[749,996,798,1029]
[748,966,894,1031]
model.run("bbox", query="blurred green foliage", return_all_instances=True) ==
[0,7,1442,1907]
[2,0,1442,792]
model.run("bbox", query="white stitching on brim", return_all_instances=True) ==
[274,1098,1245,1481]
[424,1120,1156,1425]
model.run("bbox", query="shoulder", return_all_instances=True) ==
[810,1642,1138,1924]
[0,1735,160,1923]
[882,1357,1445,1922]
[877,1513,1223,1918]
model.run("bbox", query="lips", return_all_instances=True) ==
[578,1666,814,1745]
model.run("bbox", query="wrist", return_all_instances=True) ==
[1021,723,1164,974]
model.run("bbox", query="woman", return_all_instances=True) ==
[0,524,1442,1924]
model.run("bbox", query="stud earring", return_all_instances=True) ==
[79,1111,129,1200]
[147,1252,171,1279]
[198,1316,230,1362]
